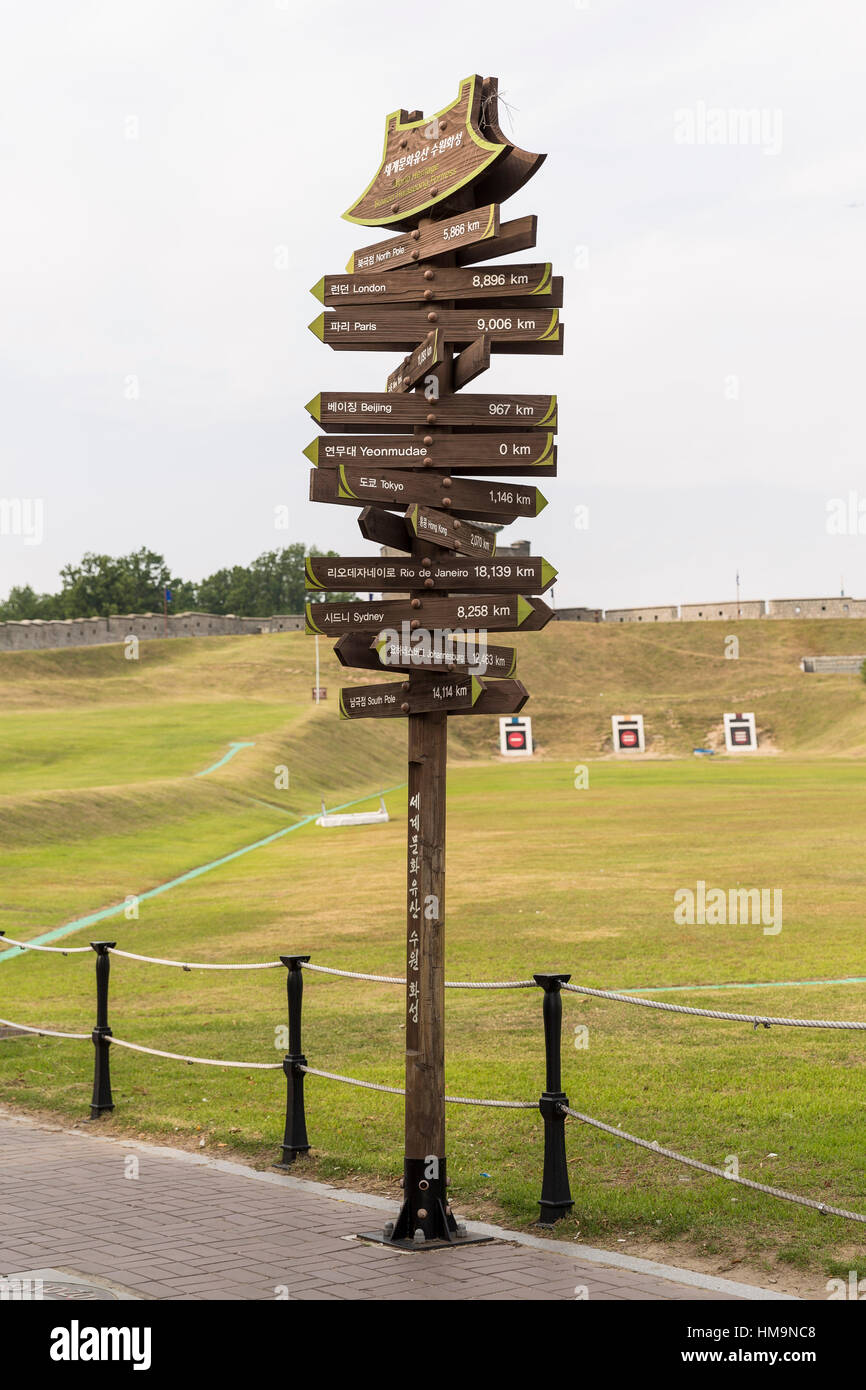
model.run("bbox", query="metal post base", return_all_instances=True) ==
[357,1157,493,1251]
[272,1153,309,1172]
[357,1226,493,1252]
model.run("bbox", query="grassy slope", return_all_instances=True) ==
[1,622,865,1288]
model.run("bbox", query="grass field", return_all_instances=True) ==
[1,623,865,1293]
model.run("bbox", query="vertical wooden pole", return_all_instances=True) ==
[392,229,460,1243]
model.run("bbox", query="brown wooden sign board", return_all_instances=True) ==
[309,466,547,521]
[453,336,490,390]
[306,391,557,433]
[446,676,529,717]
[347,204,499,273]
[334,632,518,679]
[455,214,537,266]
[343,74,543,230]
[339,673,481,719]
[339,673,527,719]
[306,593,553,636]
[469,76,546,208]
[305,431,556,476]
[356,505,413,553]
[386,330,443,394]
[305,554,557,594]
[313,262,558,307]
[406,506,497,557]
[311,306,562,353]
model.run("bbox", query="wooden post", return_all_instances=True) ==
[390,235,459,1244]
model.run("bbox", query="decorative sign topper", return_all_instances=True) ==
[343,75,544,229]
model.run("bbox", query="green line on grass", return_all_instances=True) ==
[195,741,256,776]
[0,783,406,963]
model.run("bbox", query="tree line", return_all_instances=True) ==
[0,544,346,621]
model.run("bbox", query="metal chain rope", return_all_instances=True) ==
[559,1105,866,1223]
[299,1065,535,1108]
[0,1015,91,1040]
[561,982,866,1031]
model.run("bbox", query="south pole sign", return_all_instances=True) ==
[305,74,562,1250]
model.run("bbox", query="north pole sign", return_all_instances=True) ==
[303,73,569,1248]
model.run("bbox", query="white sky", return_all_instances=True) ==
[1,0,864,610]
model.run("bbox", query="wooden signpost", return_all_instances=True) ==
[305,73,562,1249]
[312,262,559,307]
[304,592,553,637]
[305,432,557,475]
[305,554,557,593]
[310,306,562,352]
[306,390,557,432]
[310,465,548,520]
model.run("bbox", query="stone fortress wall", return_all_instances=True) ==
[1,595,864,652]
[0,611,305,651]
[598,596,866,624]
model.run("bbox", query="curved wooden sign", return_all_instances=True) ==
[343,74,544,230]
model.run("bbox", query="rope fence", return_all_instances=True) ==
[299,1063,536,1108]
[559,1104,866,1224]
[2,930,865,1227]
[561,981,866,1031]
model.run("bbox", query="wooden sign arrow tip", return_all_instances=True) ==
[310,277,326,304]
[304,394,322,423]
[302,439,319,465]
[308,314,325,342]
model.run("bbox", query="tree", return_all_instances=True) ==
[0,585,59,621]
[0,543,345,620]
[58,549,193,618]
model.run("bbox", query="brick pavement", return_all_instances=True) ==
[0,1111,769,1301]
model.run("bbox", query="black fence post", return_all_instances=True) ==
[533,972,574,1224]
[274,955,311,1168]
[90,942,116,1119]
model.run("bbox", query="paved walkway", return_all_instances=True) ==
[0,1110,770,1301]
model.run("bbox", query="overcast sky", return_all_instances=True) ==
[1,0,864,611]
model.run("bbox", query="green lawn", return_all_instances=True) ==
[1,629,865,1291]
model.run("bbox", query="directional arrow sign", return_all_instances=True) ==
[339,673,482,720]
[406,506,496,557]
[356,505,414,553]
[305,555,557,593]
[334,632,518,679]
[305,432,556,475]
[347,205,499,273]
[310,467,547,520]
[310,307,561,353]
[386,330,443,393]
[446,677,529,717]
[306,392,557,433]
[455,214,537,266]
[453,336,490,390]
[306,593,552,636]
[313,263,559,307]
